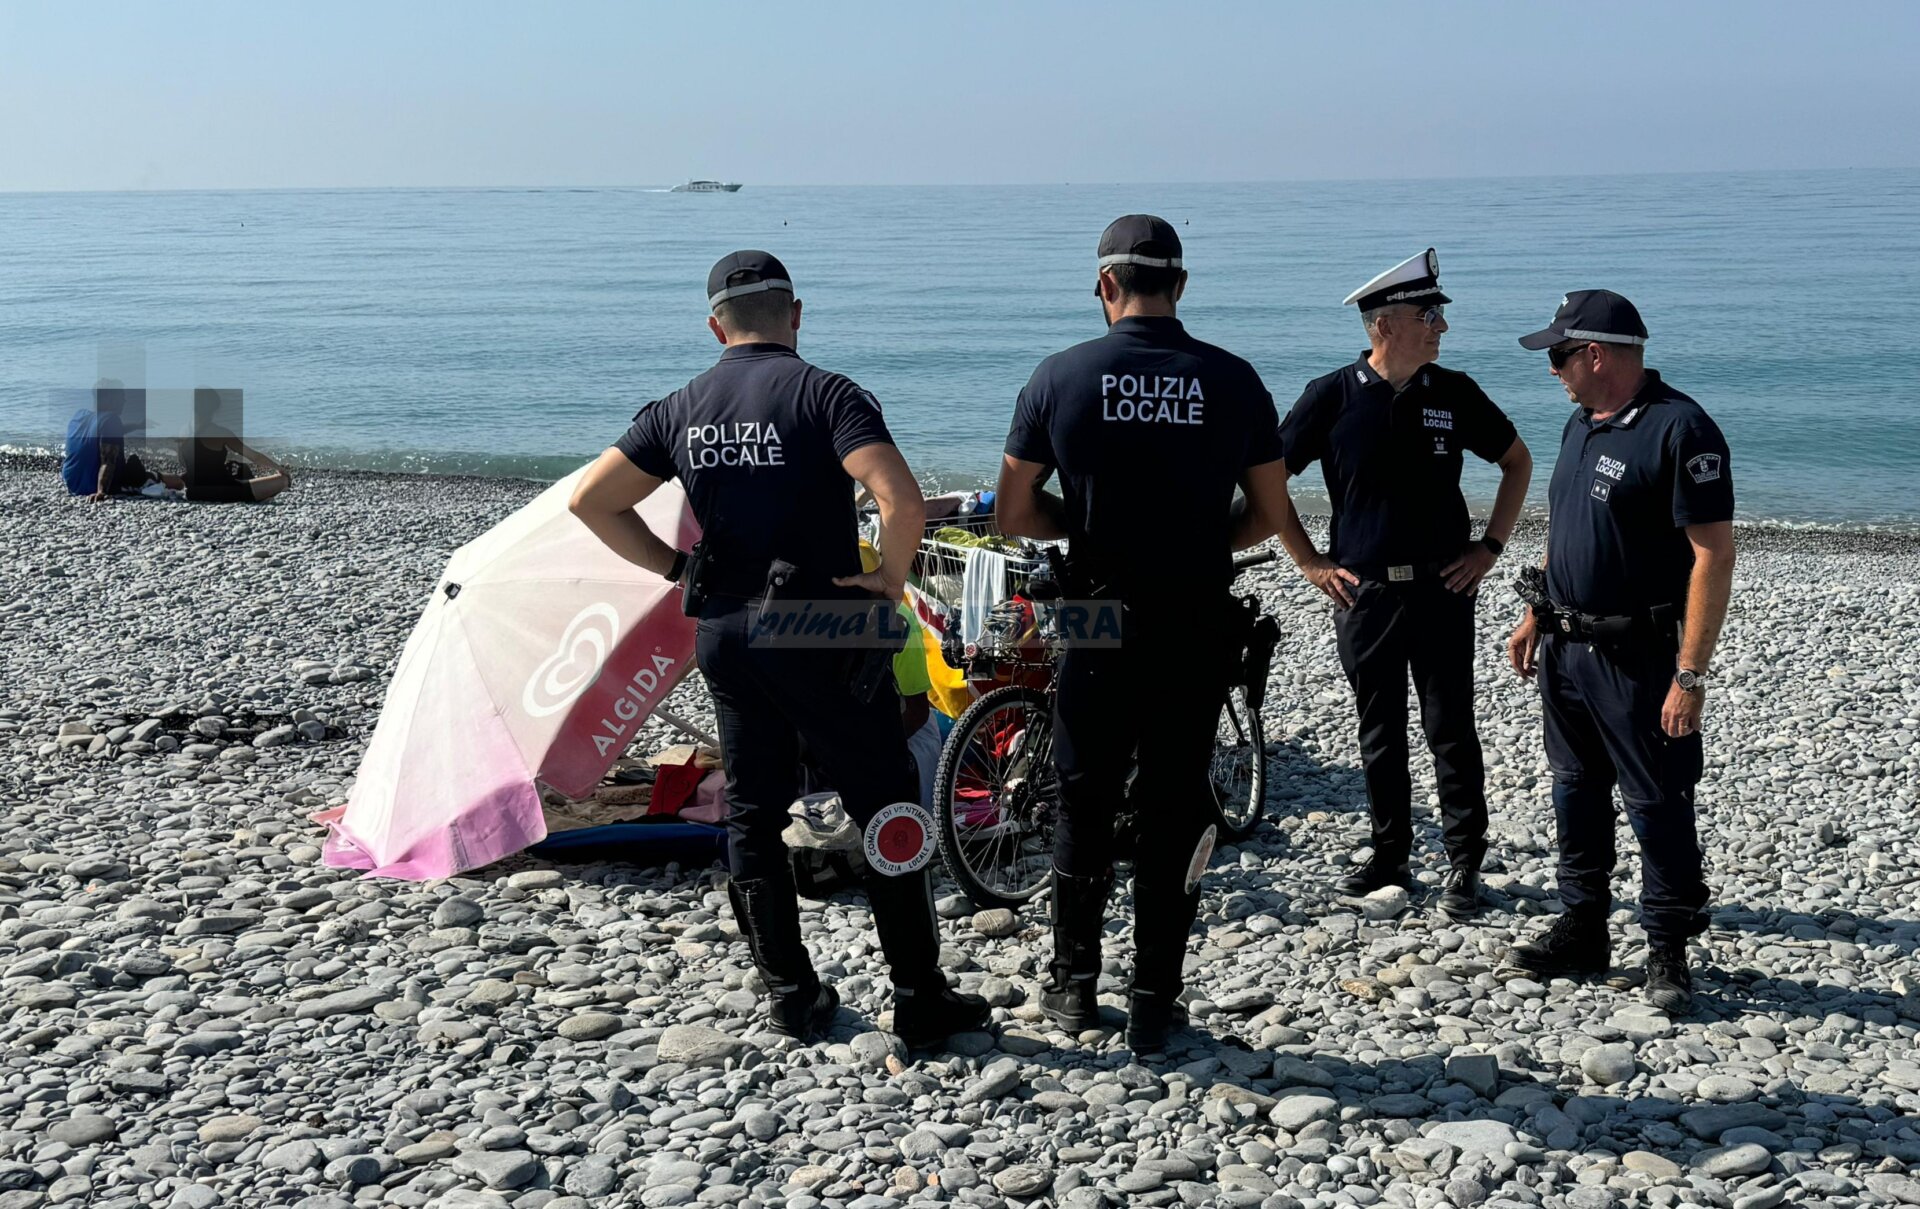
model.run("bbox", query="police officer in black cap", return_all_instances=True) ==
[995,215,1291,1053]
[570,251,989,1045]
[1505,290,1735,1015]
[1272,250,1533,919]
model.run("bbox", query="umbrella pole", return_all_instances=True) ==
[655,708,718,749]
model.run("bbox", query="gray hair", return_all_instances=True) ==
[1361,306,1390,333]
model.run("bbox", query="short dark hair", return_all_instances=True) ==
[1105,263,1182,300]
[713,288,793,334]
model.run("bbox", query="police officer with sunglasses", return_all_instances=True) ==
[1505,290,1735,1015]
[1270,250,1533,919]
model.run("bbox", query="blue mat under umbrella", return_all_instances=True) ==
[528,821,727,865]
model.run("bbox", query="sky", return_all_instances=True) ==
[2,1,1916,191]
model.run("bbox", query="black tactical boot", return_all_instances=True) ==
[865,869,991,1046]
[1041,867,1113,1031]
[1508,908,1611,977]
[727,876,839,1042]
[1643,941,1695,1015]
[1125,986,1189,1055]
[1335,852,1412,898]
[1436,852,1483,920]
[1127,869,1200,1055]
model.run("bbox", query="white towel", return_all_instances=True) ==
[959,548,1010,645]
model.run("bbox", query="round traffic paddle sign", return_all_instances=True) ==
[1184,823,1218,894]
[864,802,936,876]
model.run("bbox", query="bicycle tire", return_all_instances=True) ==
[932,683,1058,910]
[1210,685,1267,842]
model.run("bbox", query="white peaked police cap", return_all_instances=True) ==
[1342,248,1451,309]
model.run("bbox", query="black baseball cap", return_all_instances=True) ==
[1518,289,1649,350]
[1097,214,1183,270]
[707,250,794,310]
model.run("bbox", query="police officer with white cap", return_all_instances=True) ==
[1505,290,1735,1014]
[1271,250,1533,919]
[570,251,988,1045]
[996,215,1292,1053]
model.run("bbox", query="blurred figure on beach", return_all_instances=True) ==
[62,379,183,501]
[180,388,292,502]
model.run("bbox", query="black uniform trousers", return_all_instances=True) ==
[1539,633,1708,947]
[1332,578,1488,866]
[695,603,919,882]
[1051,614,1229,994]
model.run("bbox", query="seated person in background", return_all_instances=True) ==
[63,381,183,501]
[179,388,292,502]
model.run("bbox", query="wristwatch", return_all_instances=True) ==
[1674,668,1707,693]
[1480,535,1505,558]
[666,549,689,584]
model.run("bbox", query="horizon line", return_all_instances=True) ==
[2,163,1915,197]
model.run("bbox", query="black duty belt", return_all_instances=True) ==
[1534,601,1677,645]
[1350,560,1449,585]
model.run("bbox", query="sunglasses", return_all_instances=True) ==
[1548,342,1594,369]
[1410,305,1445,328]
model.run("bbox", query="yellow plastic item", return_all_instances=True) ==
[858,538,882,573]
[920,620,972,718]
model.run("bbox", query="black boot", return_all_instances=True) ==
[1436,852,1483,920]
[1127,871,1199,1055]
[1041,867,1113,1031]
[1335,852,1412,898]
[865,869,991,1047]
[1508,908,1611,977]
[727,876,839,1041]
[1643,941,1694,1014]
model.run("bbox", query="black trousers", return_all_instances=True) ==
[695,604,918,881]
[1332,578,1488,865]
[1051,623,1228,994]
[1539,634,1708,947]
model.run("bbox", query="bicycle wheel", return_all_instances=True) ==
[932,684,1059,910]
[1209,684,1267,842]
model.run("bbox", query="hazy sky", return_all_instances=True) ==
[3,1,1915,191]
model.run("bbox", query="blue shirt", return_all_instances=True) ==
[62,409,124,496]
[1545,370,1734,616]
[1004,315,1283,602]
[616,343,895,588]
[1277,354,1518,569]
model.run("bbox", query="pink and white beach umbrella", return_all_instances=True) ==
[319,468,701,879]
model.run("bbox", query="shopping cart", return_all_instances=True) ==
[906,528,1053,669]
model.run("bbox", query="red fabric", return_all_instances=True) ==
[649,754,706,817]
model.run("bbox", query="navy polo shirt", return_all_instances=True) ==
[1004,315,1283,602]
[617,343,893,584]
[1545,369,1734,616]
[1277,353,1518,569]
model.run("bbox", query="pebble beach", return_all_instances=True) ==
[4,458,1919,1209]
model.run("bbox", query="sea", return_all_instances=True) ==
[3,171,1916,526]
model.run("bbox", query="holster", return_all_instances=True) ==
[1242,608,1281,712]
[756,559,897,704]
[679,541,714,617]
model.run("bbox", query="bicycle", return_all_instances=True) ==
[930,549,1281,911]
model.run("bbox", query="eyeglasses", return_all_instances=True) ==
[1412,305,1445,328]
[1548,342,1594,369]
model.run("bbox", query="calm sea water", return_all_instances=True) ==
[3,172,1916,525]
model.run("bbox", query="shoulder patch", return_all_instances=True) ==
[1686,453,1723,484]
